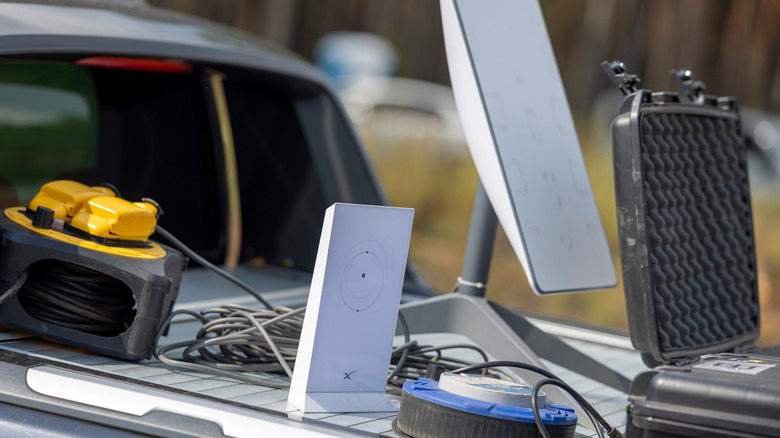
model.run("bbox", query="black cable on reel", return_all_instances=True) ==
[18,259,136,336]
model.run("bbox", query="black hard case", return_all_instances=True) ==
[626,354,780,438]
[610,90,759,367]
[610,89,779,437]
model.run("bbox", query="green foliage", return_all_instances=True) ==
[0,119,94,206]
[0,63,97,205]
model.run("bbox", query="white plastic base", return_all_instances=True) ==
[288,391,398,413]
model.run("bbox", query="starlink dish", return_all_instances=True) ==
[440,0,616,293]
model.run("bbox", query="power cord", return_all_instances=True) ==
[17,259,136,336]
[154,226,274,310]
[153,225,302,387]
[388,311,496,390]
[532,378,622,438]
[452,361,623,438]
[154,304,304,389]
[153,225,497,390]
[154,301,496,392]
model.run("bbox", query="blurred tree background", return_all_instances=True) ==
[150,0,780,345]
[147,0,780,111]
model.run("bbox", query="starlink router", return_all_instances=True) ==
[288,203,414,413]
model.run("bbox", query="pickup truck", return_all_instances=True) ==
[0,1,646,437]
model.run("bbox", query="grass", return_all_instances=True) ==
[359,114,780,348]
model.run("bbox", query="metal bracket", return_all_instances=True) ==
[670,68,707,103]
[601,60,641,95]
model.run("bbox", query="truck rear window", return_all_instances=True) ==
[0,62,220,259]
[0,60,379,273]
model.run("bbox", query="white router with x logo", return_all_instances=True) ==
[288,203,414,413]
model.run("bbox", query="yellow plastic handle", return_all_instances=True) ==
[71,196,158,241]
[28,180,115,220]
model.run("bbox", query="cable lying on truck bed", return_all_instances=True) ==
[153,226,495,389]
[153,225,296,388]
[387,311,497,390]
[152,227,624,438]
[154,304,304,389]
[154,303,496,391]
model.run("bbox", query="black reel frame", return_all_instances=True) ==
[0,213,186,361]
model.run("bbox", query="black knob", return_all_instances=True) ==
[32,207,55,229]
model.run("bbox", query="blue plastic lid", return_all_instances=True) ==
[402,378,577,426]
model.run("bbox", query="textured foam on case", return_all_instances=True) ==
[640,113,758,352]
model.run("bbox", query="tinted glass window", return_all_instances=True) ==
[87,67,220,259]
[224,75,382,272]
[225,79,330,271]
[0,63,97,206]
[0,62,220,258]
[0,61,383,274]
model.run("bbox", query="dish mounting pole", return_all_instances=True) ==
[399,180,631,397]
